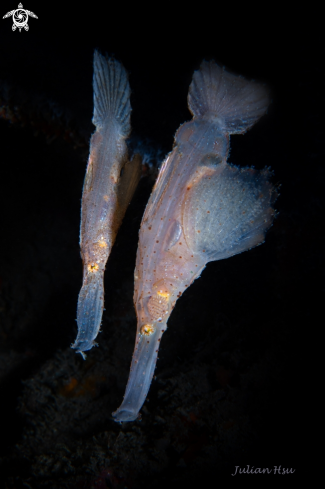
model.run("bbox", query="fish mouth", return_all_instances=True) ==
[112,408,140,422]
[112,321,166,422]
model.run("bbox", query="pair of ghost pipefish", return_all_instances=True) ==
[71,51,277,422]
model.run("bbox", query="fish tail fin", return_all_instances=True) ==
[71,271,104,356]
[92,50,131,136]
[188,60,269,134]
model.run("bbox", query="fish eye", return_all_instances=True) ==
[140,324,156,336]
[87,263,99,273]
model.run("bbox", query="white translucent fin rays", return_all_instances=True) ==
[188,60,269,134]
[92,51,131,135]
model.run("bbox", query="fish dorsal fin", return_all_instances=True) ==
[182,162,276,261]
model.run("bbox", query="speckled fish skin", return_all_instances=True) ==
[113,61,277,422]
[71,51,141,357]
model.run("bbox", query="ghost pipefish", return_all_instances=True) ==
[71,51,141,358]
[113,60,277,422]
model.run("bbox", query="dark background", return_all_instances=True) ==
[0,4,322,488]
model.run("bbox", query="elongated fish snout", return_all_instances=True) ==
[112,321,166,422]
[71,271,104,356]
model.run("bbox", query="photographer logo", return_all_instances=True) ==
[3,3,38,32]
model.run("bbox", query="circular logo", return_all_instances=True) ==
[13,8,28,28]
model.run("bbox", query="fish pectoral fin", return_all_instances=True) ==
[182,163,277,261]
[115,153,142,225]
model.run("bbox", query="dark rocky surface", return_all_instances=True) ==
[0,9,321,488]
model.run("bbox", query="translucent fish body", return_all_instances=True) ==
[71,51,141,356]
[113,61,276,422]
